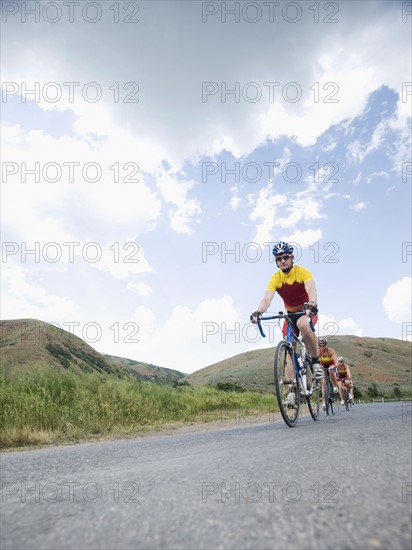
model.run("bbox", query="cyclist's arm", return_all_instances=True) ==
[330,348,339,366]
[345,363,352,380]
[304,279,318,306]
[256,290,275,314]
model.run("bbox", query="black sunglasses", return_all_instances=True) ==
[276,254,292,262]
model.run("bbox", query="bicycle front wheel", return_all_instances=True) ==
[328,380,335,415]
[323,377,333,416]
[342,387,349,411]
[274,342,300,427]
[307,360,320,421]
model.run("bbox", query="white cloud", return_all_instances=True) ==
[321,140,337,152]
[352,201,366,212]
[366,171,390,185]
[353,172,362,186]
[276,198,325,229]
[388,105,412,176]
[105,295,243,372]
[1,264,77,320]
[249,184,286,245]
[347,120,388,164]
[91,243,154,280]
[127,282,153,296]
[155,169,201,234]
[229,187,241,211]
[383,277,412,323]
[156,295,241,345]
[2,2,409,165]
[1,123,162,244]
[286,229,322,249]
[317,313,363,339]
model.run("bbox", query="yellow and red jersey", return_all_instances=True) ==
[267,265,313,312]
[337,363,350,379]
[319,348,335,367]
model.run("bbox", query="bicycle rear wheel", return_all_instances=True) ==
[307,359,320,421]
[274,342,300,427]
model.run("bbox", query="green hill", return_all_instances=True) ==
[0,319,185,384]
[103,354,185,384]
[187,335,412,397]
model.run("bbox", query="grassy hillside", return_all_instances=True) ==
[187,335,412,398]
[0,319,185,383]
[0,319,121,376]
[104,354,185,384]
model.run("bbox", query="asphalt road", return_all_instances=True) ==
[1,402,411,550]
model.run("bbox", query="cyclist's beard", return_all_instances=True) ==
[280,263,293,274]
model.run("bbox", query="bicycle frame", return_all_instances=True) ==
[258,311,310,396]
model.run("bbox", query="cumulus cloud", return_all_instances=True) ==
[383,277,412,323]
[249,184,286,245]
[2,1,409,166]
[1,123,162,244]
[1,264,78,320]
[106,295,243,372]
[317,313,363,338]
[90,243,154,280]
[286,229,322,249]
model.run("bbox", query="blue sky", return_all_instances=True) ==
[1,0,411,373]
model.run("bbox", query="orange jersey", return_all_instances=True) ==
[267,265,313,313]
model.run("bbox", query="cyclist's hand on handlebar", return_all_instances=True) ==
[250,311,262,324]
[304,301,318,316]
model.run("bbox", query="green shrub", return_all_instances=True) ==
[215,382,246,393]
[45,343,71,368]
[367,383,379,397]
[353,386,362,399]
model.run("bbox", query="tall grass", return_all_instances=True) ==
[0,367,277,449]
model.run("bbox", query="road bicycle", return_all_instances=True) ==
[257,307,321,428]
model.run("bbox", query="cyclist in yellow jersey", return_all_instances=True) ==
[318,337,339,409]
[336,356,354,404]
[250,241,322,407]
